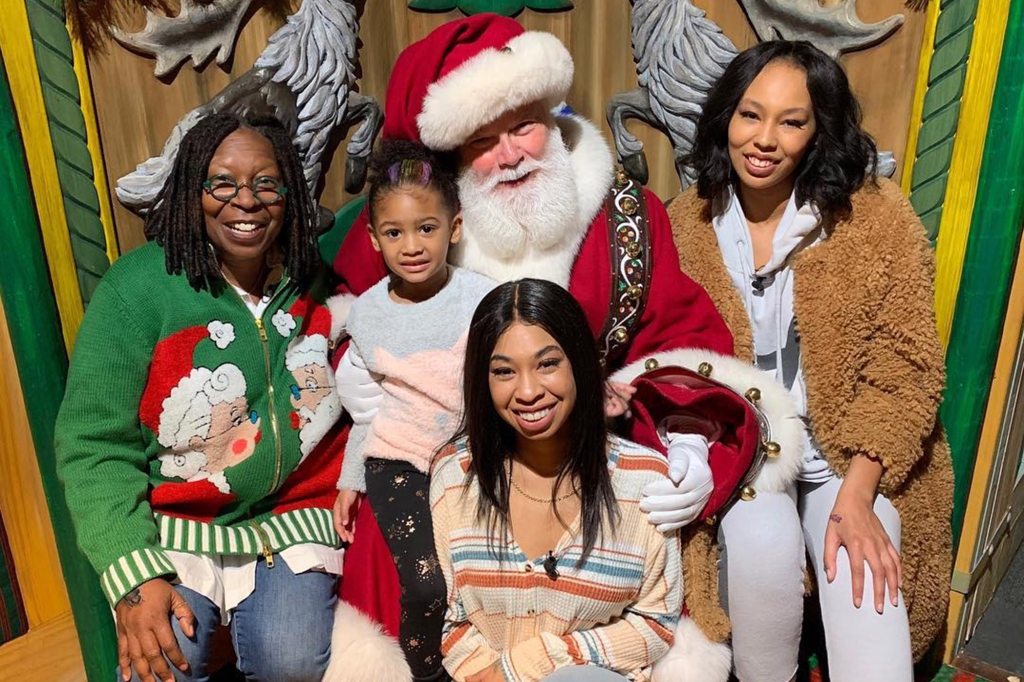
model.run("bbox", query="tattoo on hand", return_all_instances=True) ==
[123,588,142,607]
[829,513,843,524]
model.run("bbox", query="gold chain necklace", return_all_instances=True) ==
[509,467,577,503]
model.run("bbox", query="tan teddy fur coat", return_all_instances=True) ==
[669,178,953,661]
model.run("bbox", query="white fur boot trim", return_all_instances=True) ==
[322,601,412,682]
[652,617,731,682]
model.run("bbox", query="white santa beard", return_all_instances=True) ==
[454,127,583,287]
[298,394,342,458]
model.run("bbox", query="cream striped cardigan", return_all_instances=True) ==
[429,435,682,682]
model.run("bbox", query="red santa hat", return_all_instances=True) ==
[383,13,574,151]
[283,296,335,371]
[139,326,211,439]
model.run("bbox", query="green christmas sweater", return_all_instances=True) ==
[55,242,346,606]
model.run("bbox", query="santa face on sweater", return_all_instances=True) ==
[286,333,343,458]
[196,396,261,468]
[157,363,262,492]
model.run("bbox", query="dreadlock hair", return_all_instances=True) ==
[366,139,460,225]
[144,113,319,291]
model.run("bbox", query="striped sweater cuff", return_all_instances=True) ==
[100,548,176,606]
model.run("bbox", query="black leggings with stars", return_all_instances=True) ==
[365,458,447,679]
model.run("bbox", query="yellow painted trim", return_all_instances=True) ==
[0,612,86,682]
[933,0,1012,346]
[0,296,71,627]
[945,591,965,662]
[0,3,83,351]
[69,31,118,264]
[944,232,1024,661]
[902,0,942,194]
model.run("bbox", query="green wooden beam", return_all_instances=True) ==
[907,0,980,242]
[942,0,1024,541]
[24,0,109,305]
[0,52,117,682]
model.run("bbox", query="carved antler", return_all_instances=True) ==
[112,0,254,78]
[736,0,904,58]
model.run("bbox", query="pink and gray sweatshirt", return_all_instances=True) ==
[337,267,496,492]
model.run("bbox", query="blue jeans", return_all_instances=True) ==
[124,558,337,682]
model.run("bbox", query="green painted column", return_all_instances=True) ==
[907,0,980,242]
[0,52,117,681]
[24,0,110,305]
[941,0,1024,540]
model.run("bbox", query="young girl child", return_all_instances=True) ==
[332,139,495,681]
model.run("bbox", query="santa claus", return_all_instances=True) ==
[324,14,803,682]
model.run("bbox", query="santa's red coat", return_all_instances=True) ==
[328,173,760,635]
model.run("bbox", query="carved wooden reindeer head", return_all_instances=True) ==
[736,0,905,59]
[111,0,255,78]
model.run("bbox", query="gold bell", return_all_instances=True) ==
[697,362,713,377]
[613,327,629,344]
[765,441,781,459]
[626,284,642,300]
[626,242,642,258]
[745,387,761,403]
[616,169,629,185]
[644,358,659,372]
[621,196,639,216]
[704,515,717,526]
[740,485,757,502]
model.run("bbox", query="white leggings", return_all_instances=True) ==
[717,476,913,682]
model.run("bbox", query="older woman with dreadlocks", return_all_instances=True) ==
[55,113,349,682]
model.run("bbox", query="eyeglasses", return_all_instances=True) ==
[290,384,329,400]
[202,174,288,204]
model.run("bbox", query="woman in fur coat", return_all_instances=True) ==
[667,41,953,682]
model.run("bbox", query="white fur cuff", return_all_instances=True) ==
[322,601,411,682]
[611,349,805,494]
[653,617,732,682]
[327,294,357,344]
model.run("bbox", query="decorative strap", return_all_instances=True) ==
[598,169,653,369]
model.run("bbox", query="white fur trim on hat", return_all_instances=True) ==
[322,601,411,682]
[611,349,804,494]
[653,617,732,682]
[286,333,330,371]
[158,365,247,449]
[417,31,574,151]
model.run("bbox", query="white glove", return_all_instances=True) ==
[640,433,714,532]
[335,347,383,425]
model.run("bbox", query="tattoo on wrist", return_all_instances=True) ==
[123,588,142,607]
[829,513,843,524]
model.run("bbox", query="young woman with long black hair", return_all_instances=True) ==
[430,279,681,682]
[668,41,953,682]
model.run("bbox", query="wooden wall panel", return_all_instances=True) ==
[87,1,927,253]
[0,296,71,628]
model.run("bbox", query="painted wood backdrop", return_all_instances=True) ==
[84,0,929,252]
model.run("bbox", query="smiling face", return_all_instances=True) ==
[202,128,286,270]
[189,396,261,472]
[457,102,551,190]
[488,322,577,444]
[369,185,461,300]
[727,60,817,195]
[290,362,332,422]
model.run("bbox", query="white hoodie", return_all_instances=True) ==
[713,188,833,483]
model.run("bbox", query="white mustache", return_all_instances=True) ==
[478,159,545,190]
